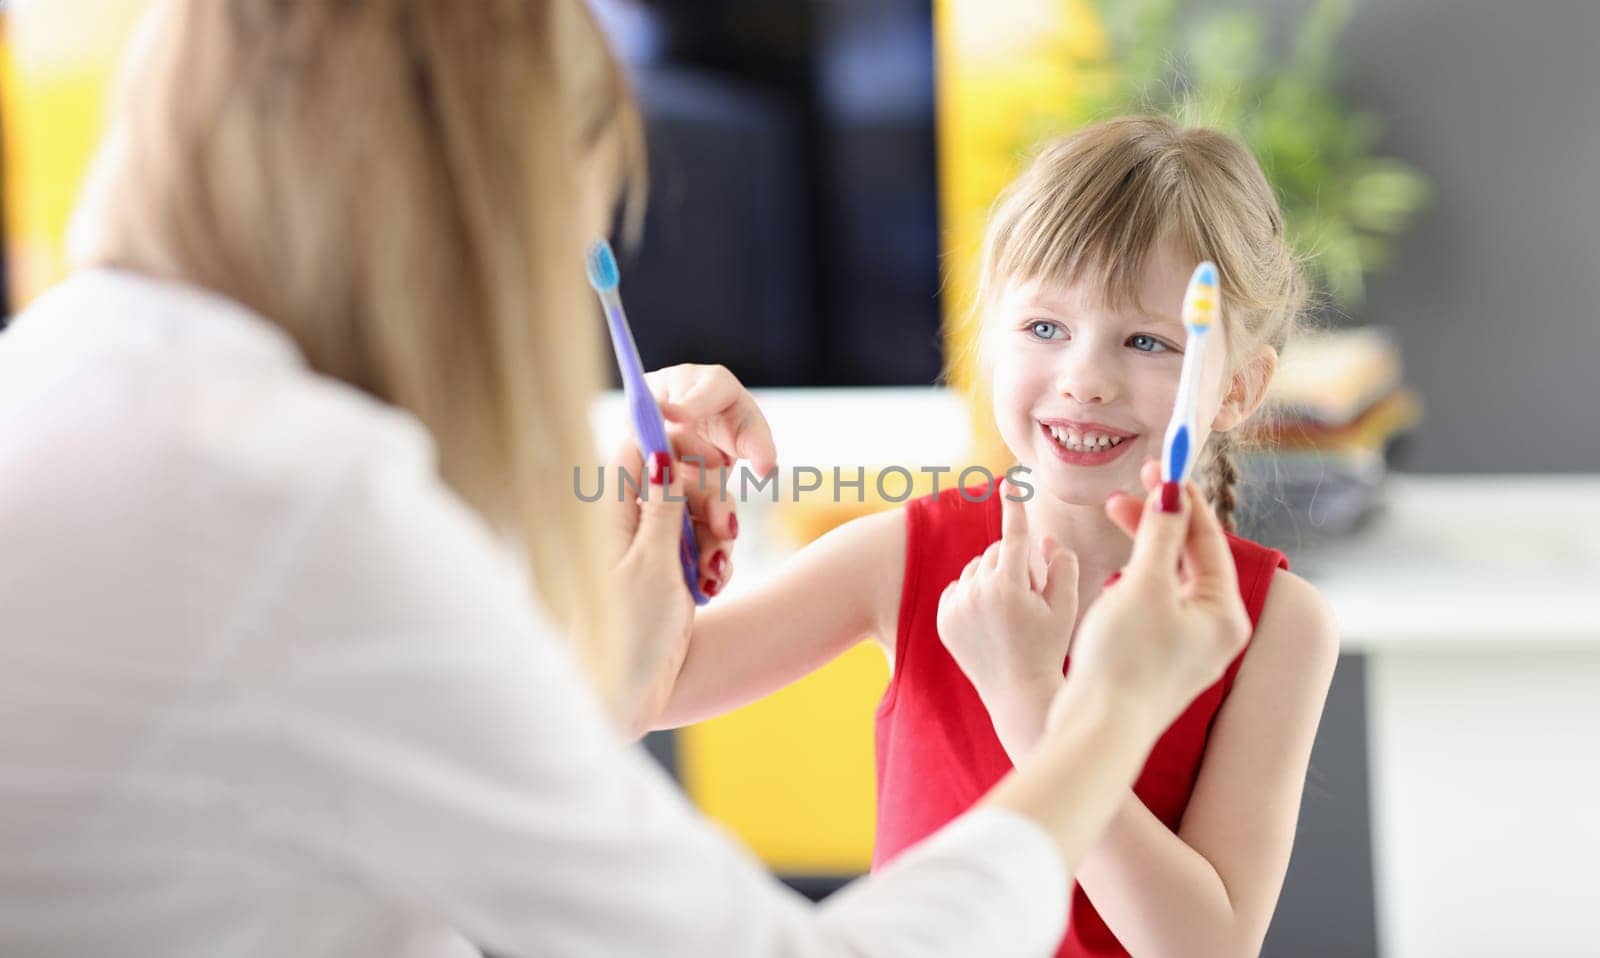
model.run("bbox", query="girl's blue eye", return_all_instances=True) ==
[1128,333,1171,353]
[1029,321,1064,341]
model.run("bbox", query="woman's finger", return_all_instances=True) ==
[1104,456,1157,542]
[1180,482,1241,598]
[693,518,720,571]
[629,452,690,579]
[696,523,731,598]
[680,461,737,541]
[1108,482,1234,596]
[1139,457,1162,491]
[607,441,648,543]
[1104,489,1143,541]
[1122,481,1192,588]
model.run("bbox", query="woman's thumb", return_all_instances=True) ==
[634,451,688,548]
[1124,480,1190,585]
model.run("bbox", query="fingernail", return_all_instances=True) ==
[710,550,729,578]
[1159,481,1181,513]
[728,513,740,539]
[1102,570,1123,588]
[701,577,720,598]
[648,452,671,486]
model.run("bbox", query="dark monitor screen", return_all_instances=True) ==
[596,0,942,388]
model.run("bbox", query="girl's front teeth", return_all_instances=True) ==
[1047,425,1125,451]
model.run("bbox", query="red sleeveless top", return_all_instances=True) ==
[873,482,1287,957]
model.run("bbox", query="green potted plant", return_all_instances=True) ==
[1055,0,1430,307]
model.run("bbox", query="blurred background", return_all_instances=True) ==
[4,1,1598,955]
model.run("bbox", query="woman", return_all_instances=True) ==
[0,2,1256,955]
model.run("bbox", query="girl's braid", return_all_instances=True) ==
[1204,435,1240,534]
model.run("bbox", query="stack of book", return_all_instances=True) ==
[1237,326,1420,548]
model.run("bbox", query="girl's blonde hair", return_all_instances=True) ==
[70,0,645,699]
[968,115,1307,529]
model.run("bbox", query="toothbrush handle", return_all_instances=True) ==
[1162,335,1206,484]
[604,296,709,606]
[627,389,708,607]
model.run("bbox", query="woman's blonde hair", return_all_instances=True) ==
[966,115,1308,529]
[70,0,644,697]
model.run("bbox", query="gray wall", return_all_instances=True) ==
[1261,5,1596,955]
[1338,0,1600,474]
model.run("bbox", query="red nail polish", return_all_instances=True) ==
[710,550,729,578]
[728,513,740,539]
[648,451,671,486]
[702,577,720,598]
[1160,481,1181,513]
[1102,570,1123,588]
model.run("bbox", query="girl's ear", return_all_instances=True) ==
[1211,344,1278,432]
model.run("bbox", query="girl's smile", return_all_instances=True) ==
[1037,418,1137,467]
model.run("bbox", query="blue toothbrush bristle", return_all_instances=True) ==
[1168,424,1191,481]
[585,239,620,292]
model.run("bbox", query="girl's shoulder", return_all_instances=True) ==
[1222,532,1290,626]
[1231,535,1338,675]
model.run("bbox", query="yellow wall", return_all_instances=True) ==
[1,1,148,306]
[682,642,889,874]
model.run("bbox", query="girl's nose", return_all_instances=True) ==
[1054,350,1118,405]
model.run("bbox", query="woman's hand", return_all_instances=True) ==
[1046,476,1252,736]
[646,364,779,599]
[936,482,1080,760]
[978,474,1256,900]
[609,364,778,736]
[608,446,697,737]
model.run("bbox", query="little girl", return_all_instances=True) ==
[657,115,1339,958]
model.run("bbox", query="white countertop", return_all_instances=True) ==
[1288,476,1600,651]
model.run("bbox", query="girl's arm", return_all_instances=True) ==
[651,506,907,730]
[1065,570,1339,958]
